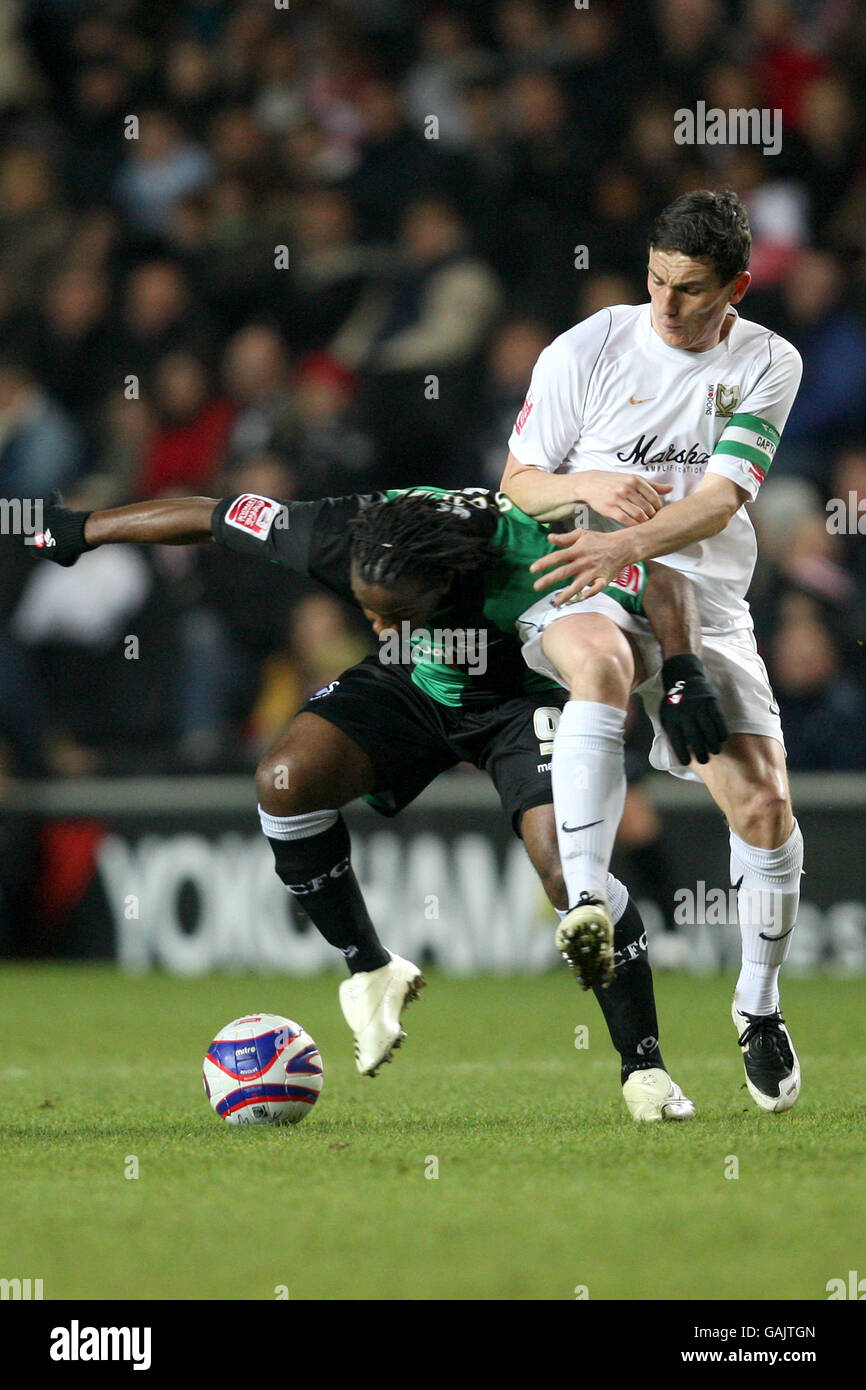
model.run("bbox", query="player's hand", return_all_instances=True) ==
[30,491,93,567]
[659,654,729,765]
[530,528,630,605]
[577,470,672,526]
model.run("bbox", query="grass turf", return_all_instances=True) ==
[0,964,863,1301]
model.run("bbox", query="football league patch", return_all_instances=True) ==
[225,494,283,538]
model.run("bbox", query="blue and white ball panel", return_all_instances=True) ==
[203,1013,324,1125]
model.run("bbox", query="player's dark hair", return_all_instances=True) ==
[349,490,502,593]
[649,188,751,284]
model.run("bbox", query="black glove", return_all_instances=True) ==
[30,492,93,567]
[659,653,728,765]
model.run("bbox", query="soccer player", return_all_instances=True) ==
[33,484,726,1120]
[501,189,804,1113]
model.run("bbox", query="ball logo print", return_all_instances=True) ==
[203,1013,323,1125]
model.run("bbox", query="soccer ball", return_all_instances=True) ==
[203,1013,323,1126]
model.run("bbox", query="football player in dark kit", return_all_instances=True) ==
[33,485,728,1120]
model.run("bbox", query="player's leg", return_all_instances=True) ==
[256,710,392,973]
[520,803,694,1121]
[256,663,450,1075]
[639,626,802,1113]
[540,611,634,986]
[693,732,802,1112]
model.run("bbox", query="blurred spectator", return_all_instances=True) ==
[402,11,494,151]
[334,193,503,372]
[115,108,212,236]
[334,192,503,481]
[119,259,214,376]
[276,187,385,356]
[290,353,377,497]
[138,350,234,499]
[223,322,296,463]
[472,318,553,487]
[65,60,132,209]
[9,486,177,771]
[771,613,866,769]
[0,355,84,496]
[343,77,449,241]
[31,264,117,438]
[773,250,866,479]
[0,149,70,314]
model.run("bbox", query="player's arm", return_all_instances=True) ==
[532,342,803,603]
[530,472,745,603]
[502,451,672,526]
[30,494,220,565]
[640,560,728,764]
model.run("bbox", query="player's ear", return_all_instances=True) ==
[729,270,751,305]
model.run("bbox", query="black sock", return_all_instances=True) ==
[627,835,680,931]
[267,816,390,974]
[589,897,666,1084]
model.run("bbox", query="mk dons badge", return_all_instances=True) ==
[714,383,741,416]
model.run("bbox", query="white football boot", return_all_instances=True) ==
[732,1002,801,1113]
[622,1067,697,1122]
[555,891,614,990]
[339,952,426,1076]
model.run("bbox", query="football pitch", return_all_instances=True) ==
[1,964,863,1302]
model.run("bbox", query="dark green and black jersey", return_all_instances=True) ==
[210,487,648,709]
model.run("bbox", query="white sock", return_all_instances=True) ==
[552,700,627,910]
[258,806,337,839]
[554,873,629,923]
[731,821,803,1016]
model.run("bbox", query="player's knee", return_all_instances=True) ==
[255,744,309,816]
[568,649,629,704]
[734,780,792,846]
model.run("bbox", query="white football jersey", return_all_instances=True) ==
[507,303,803,632]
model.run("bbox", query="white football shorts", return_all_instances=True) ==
[517,590,785,782]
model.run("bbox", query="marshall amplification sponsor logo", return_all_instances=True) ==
[616,435,710,471]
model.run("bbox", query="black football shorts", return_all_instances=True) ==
[300,656,566,836]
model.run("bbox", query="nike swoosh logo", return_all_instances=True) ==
[561,819,604,833]
[759,927,794,942]
[629,395,656,404]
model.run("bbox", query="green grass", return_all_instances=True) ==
[0,964,863,1301]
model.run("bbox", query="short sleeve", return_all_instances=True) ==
[706,336,803,501]
[507,311,612,473]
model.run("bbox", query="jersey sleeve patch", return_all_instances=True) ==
[224,494,284,538]
[603,561,647,613]
[711,413,781,490]
[513,390,534,436]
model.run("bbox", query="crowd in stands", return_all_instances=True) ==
[1,0,866,777]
